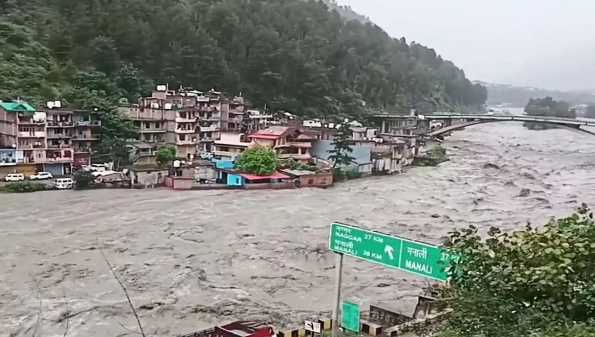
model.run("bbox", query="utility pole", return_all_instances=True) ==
[332,253,344,337]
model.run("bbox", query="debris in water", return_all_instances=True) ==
[483,163,501,170]
[518,188,531,197]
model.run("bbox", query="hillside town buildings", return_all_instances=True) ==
[0,85,420,186]
[0,101,100,177]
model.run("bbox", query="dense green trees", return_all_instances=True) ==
[441,205,595,337]
[525,97,573,118]
[156,146,177,167]
[1,0,485,119]
[236,146,278,176]
[524,97,574,130]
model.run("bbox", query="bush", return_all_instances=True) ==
[3,181,47,193]
[429,144,447,161]
[345,169,362,179]
[156,146,176,167]
[440,204,595,337]
[236,146,277,176]
[73,171,94,189]
[333,168,361,181]
[333,168,346,181]
[413,145,448,166]
[278,159,316,171]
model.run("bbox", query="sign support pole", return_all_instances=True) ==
[332,253,343,337]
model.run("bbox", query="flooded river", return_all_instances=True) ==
[2,122,595,337]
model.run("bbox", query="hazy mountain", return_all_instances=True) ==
[480,82,595,107]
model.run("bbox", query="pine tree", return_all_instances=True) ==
[328,122,355,169]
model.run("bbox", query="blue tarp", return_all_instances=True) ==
[214,159,235,170]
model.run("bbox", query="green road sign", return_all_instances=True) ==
[342,301,360,333]
[329,223,452,281]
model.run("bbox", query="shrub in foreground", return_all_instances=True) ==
[3,181,47,193]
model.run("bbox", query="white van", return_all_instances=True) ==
[4,173,25,182]
[55,178,74,190]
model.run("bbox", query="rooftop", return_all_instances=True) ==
[239,171,290,181]
[249,126,291,140]
[215,132,251,147]
[280,169,318,176]
[0,101,36,114]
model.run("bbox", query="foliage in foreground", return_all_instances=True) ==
[236,146,278,176]
[441,205,595,337]
[2,181,47,193]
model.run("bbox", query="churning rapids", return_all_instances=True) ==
[2,122,595,337]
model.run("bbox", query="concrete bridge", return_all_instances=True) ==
[372,114,595,138]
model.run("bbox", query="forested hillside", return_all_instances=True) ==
[0,0,486,118]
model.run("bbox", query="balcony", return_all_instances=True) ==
[47,133,72,139]
[203,116,221,122]
[72,135,98,141]
[47,121,74,128]
[74,148,91,154]
[139,128,166,133]
[175,117,197,123]
[18,119,45,125]
[18,131,46,138]
[213,150,241,159]
[200,125,219,132]
[176,139,197,146]
[76,120,102,127]
[175,128,196,134]
[18,143,45,150]
[47,143,72,149]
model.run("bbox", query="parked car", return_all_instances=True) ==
[91,170,117,177]
[55,178,74,189]
[29,172,53,180]
[83,163,112,172]
[4,173,25,182]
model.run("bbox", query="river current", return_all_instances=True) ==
[1,122,595,336]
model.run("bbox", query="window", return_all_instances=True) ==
[155,122,161,129]
[145,122,150,129]
[179,134,186,141]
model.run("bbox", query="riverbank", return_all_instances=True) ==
[2,123,595,336]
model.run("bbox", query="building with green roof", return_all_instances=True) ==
[0,101,36,114]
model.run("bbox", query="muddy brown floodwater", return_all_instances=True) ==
[2,122,595,337]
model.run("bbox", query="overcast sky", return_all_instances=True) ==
[336,0,595,91]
